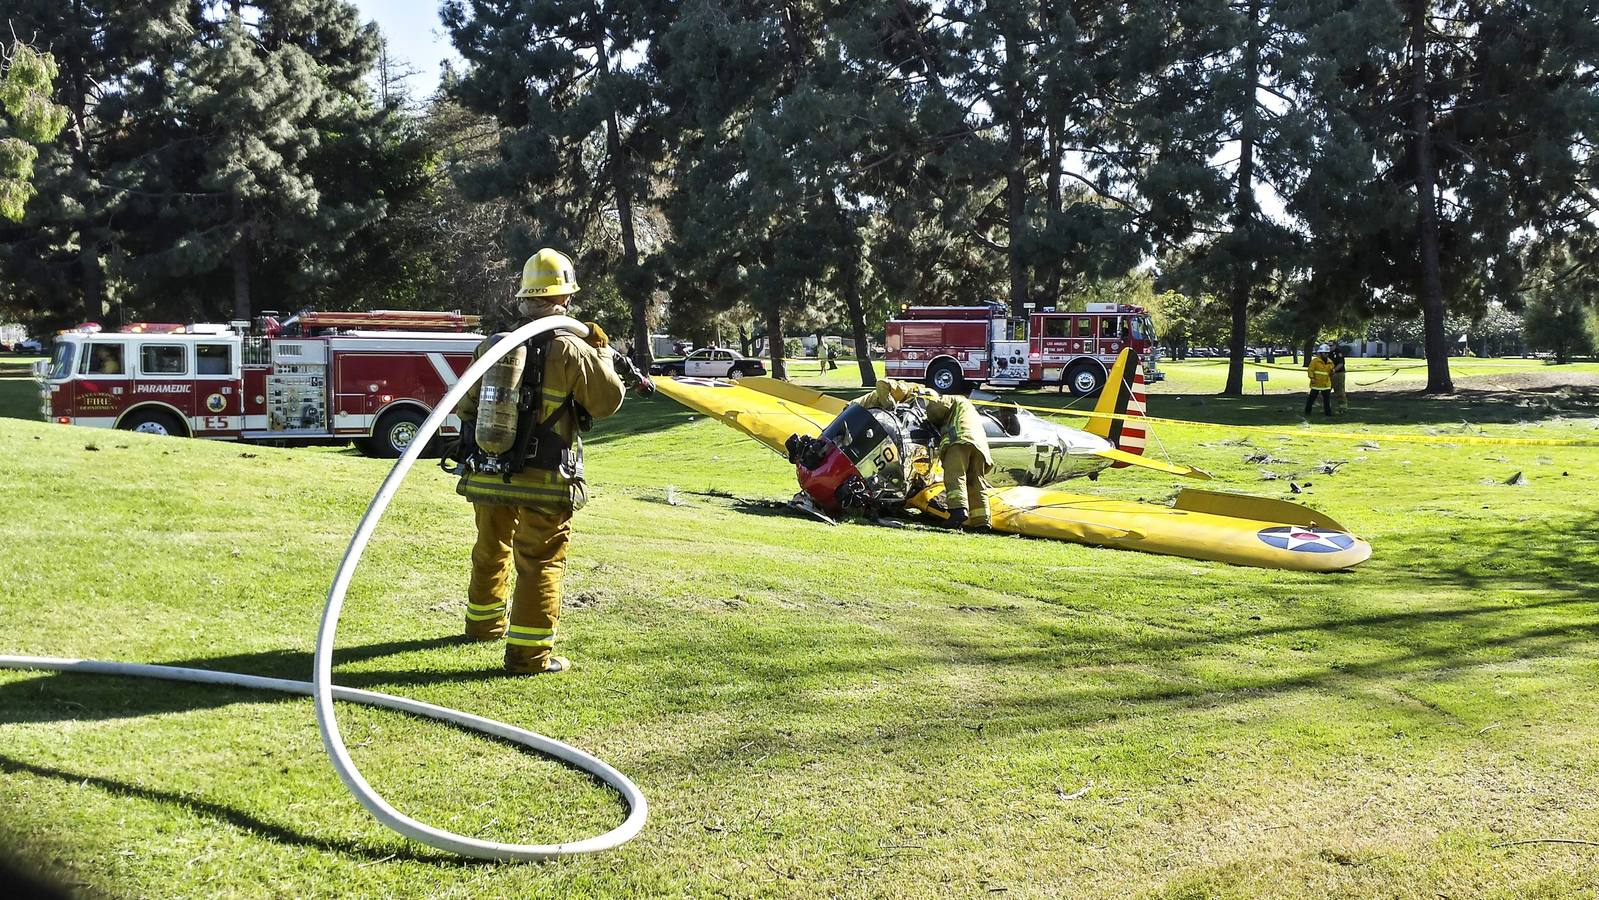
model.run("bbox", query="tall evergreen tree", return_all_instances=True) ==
[1323,0,1599,392]
[443,0,670,365]
[940,0,1146,317]
[133,0,402,320]
[0,0,187,324]
[1116,0,1355,396]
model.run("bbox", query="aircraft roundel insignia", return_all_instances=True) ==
[1256,526,1355,553]
[676,378,732,387]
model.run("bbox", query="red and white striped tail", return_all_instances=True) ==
[1111,369,1147,465]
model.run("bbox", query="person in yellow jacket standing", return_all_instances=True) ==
[1305,344,1335,417]
[452,249,625,675]
[858,379,993,529]
[1330,345,1348,413]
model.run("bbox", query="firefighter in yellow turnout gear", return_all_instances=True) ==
[859,379,993,529]
[454,249,625,674]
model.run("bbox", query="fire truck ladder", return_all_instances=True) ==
[0,316,647,862]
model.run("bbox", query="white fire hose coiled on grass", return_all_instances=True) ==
[0,316,647,861]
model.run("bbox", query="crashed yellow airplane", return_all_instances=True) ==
[654,349,1371,572]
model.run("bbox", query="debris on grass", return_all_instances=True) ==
[1260,470,1282,481]
[1316,460,1348,475]
[1506,471,1530,486]
[1057,783,1093,801]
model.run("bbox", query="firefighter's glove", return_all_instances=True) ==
[583,322,609,350]
[610,350,655,397]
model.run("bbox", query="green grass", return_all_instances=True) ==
[1,358,1598,897]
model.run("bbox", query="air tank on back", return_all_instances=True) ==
[475,340,525,454]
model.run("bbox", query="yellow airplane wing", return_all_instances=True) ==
[652,376,841,453]
[1091,447,1212,480]
[655,376,1371,572]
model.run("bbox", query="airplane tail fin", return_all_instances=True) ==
[1085,348,1147,466]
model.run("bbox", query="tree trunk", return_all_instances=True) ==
[597,37,651,369]
[1224,0,1261,397]
[231,199,251,321]
[1040,115,1064,308]
[765,302,786,379]
[1004,33,1029,317]
[843,242,876,387]
[80,238,102,323]
[1410,0,1452,393]
[65,2,99,325]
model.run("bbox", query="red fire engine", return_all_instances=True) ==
[883,301,1162,395]
[36,310,482,457]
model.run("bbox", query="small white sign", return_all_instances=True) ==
[1255,371,1270,381]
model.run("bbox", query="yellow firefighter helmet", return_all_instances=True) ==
[516,248,580,298]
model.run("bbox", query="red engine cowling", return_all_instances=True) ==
[795,442,862,514]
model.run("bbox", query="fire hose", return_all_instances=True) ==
[0,315,647,861]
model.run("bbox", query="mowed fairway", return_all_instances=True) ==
[1,359,1597,897]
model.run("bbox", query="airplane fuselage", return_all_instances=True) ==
[982,408,1116,487]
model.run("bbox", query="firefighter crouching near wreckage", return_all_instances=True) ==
[447,249,630,675]
[859,379,994,530]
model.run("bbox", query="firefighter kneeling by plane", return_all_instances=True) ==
[654,350,1373,572]
[784,350,1185,529]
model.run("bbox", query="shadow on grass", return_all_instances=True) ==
[0,635,498,726]
[616,510,1599,768]
[0,754,457,865]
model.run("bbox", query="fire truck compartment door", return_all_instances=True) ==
[265,366,329,432]
[990,340,1029,379]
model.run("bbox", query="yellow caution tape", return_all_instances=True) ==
[970,397,1599,448]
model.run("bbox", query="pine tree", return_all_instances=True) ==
[0,0,188,324]
[1114,0,1369,395]
[1522,244,1599,364]
[1320,0,1599,393]
[938,0,1147,317]
[133,0,401,320]
[442,0,671,365]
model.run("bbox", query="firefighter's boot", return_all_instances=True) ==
[505,652,572,676]
[944,506,968,528]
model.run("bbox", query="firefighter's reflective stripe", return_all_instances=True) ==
[456,468,586,510]
[506,625,556,648]
[466,600,507,621]
[540,386,567,412]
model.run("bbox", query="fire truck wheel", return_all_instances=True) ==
[926,360,965,394]
[367,408,431,459]
[1066,362,1106,397]
[119,408,187,438]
